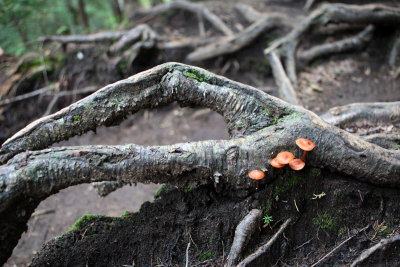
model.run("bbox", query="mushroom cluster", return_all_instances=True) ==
[248,138,315,187]
[270,138,315,172]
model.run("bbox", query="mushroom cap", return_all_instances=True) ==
[289,158,305,171]
[270,158,285,168]
[276,151,295,165]
[296,138,315,151]
[248,170,265,180]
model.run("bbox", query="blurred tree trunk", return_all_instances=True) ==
[10,13,34,50]
[78,0,90,30]
[109,0,123,22]
[66,0,80,26]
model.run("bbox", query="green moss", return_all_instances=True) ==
[154,185,168,200]
[183,71,205,82]
[262,105,270,116]
[274,175,306,196]
[310,168,321,177]
[338,227,347,239]
[198,251,215,261]
[333,188,342,197]
[73,115,82,125]
[184,187,194,193]
[68,214,98,232]
[313,212,334,230]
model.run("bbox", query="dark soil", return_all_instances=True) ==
[1,0,400,266]
[29,169,400,267]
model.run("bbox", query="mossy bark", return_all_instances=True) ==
[0,63,399,264]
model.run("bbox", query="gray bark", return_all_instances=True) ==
[1,63,400,264]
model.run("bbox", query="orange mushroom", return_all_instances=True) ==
[296,138,315,161]
[248,170,265,188]
[276,151,295,165]
[270,157,285,173]
[289,158,305,171]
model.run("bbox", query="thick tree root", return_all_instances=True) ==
[225,209,262,267]
[350,235,400,267]
[298,25,375,64]
[268,50,299,105]
[321,102,400,128]
[134,0,233,36]
[1,63,400,264]
[187,13,289,62]
[237,218,291,267]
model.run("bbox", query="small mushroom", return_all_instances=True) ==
[270,157,285,173]
[248,170,265,188]
[289,158,305,171]
[296,138,315,161]
[276,151,295,165]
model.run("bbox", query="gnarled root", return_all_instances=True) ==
[1,63,400,265]
[225,209,263,267]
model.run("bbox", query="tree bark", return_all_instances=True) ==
[0,63,399,264]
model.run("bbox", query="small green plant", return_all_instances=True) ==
[263,214,273,225]
[198,251,215,261]
[154,185,168,200]
[313,212,334,230]
[273,117,279,125]
[184,187,194,193]
[261,105,270,115]
[121,210,130,217]
[68,214,97,232]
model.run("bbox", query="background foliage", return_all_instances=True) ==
[0,0,172,56]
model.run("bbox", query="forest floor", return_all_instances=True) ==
[1,0,400,266]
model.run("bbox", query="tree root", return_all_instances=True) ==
[321,102,400,128]
[236,218,291,267]
[1,63,400,264]
[264,3,400,84]
[134,0,233,36]
[225,209,262,267]
[187,13,290,62]
[234,4,266,23]
[298,25,375,64]
[268,50,298,105]
[350,235,400,267]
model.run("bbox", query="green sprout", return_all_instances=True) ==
[263,214,273,225]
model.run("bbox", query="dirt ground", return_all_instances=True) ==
[1,0,400,266]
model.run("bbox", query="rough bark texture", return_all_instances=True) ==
[1,63,400,264]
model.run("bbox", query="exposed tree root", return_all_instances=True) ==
[1,63,400,264]
[134,0,233,36]
[187,13,290,62]
[321,102,400,128]
[298,25,375,64]
[234,3,266,23]
[236,218,291,267]
[268,51,298,105]
[225,209,262,267]
[350,235,400,267]
[362,133,400,150]
[264,3,400,84]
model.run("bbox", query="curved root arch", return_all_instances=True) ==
[0,63,400,265]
